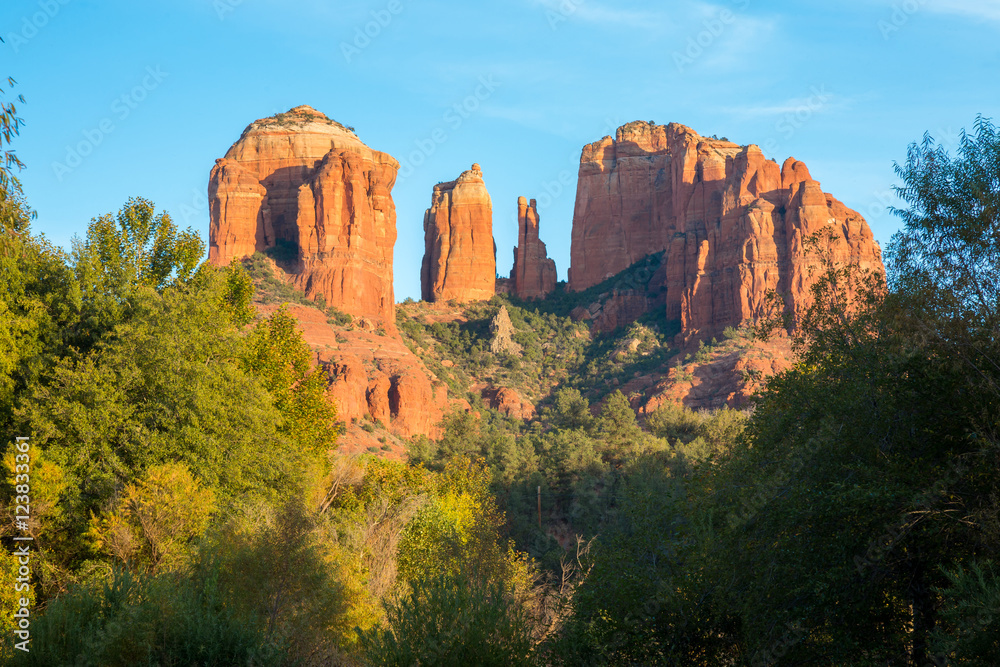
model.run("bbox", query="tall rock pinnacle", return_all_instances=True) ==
[512,197,557,299]
[421,163,496,303]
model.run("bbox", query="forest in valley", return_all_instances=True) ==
[2,72,1000,666]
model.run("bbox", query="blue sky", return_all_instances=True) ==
[3,0,999,301]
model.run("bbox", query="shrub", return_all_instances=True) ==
[357,573,535,667]
[21,566,282,666]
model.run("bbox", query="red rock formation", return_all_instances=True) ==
[481,386,536,420]
[209,105,399,328]
[208,160,267,262]
[512,197,557,299]
[259,304,449,441]
[568,121,884,339]
[421,164,496,303]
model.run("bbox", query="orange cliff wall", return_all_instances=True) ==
[209,105,398,329]
[568,121,884,339]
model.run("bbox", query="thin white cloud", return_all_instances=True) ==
[530,0,673,30]
[718,92,853,118]
[924,0,1000,22]
[678,9,779,74]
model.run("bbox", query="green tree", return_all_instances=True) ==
[0,214,79,435]
[0,61,26,194]
[22,565,284,667]
[78,197,203,292]
[221,258,256,326]
[358,572,536,667]
[545,388,594,432]
[71,198,204,342]
[930,561,1000,664]
[694,119,1000,664]
[241,305,339,465]
[87,462,216,573]
[14,275,305,586]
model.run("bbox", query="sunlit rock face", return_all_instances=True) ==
[421,164,496,303]
[512,196,557,300]
[569,120,884,339]
[209,105,399,328]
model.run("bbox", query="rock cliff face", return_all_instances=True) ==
[568,121,884,339]
[421,164,496,303]
[208,105,399,327]
[512,197,557,299]
[257,303,450,444]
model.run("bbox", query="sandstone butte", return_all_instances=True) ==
[511,197,557,300]
[208,105,399,329]
[421,163,497,303]
[209,107,449,443]
[568,121,885,339]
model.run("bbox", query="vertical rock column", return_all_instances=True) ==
[420,163,497,303]
[512,196,557,299]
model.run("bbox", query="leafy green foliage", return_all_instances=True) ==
[556,453,736,665]
[76,197,203,294]
[21,565,283,666]
[221,259,255,326]
[931,561,1000,663]
[11,273,330,596]
[358,573,535,667]
[241,305,339,460]
[0,219,78,432]
[0,65,26,194]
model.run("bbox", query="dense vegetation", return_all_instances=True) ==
[1,90,998,665]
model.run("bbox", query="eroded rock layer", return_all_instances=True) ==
[258,304,450,442]
[568,121,884,338]
[421,164,496,303]
[209,105,399,327]
[512,197,557,300]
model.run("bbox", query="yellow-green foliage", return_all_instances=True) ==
[1,447,67,539]
[329,456,534,620]
[242,305,338,458]
[87,462,215,573]
[222,258,256,326]
[397,457,527,589]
